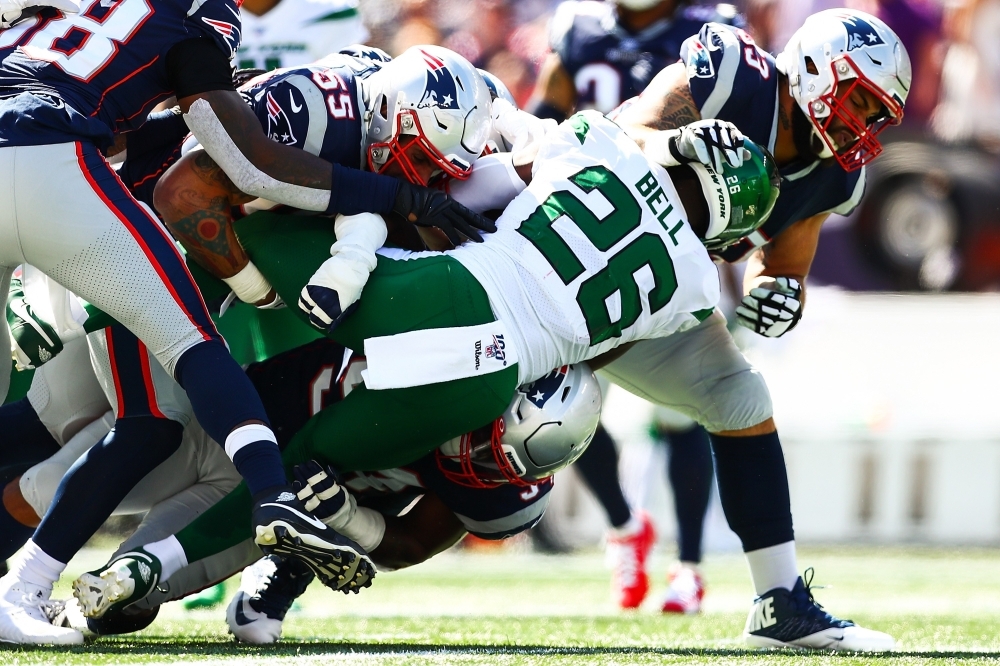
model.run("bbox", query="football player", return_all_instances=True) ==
[528,0,741,120]
[71,357,599,643]
[2,336,598,642]
[528,0,744,613]
[598,8,910,650]
[73,112,780,621]
[0,29,491,643]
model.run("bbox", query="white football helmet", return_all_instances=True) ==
[437,364,602,488]
[478,67,516,153]
[775,9,911,171]
[361,45,493,185]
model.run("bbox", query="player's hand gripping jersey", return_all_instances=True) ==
[551,0,742,114]
[450,111,719,384]
[0,0,242,149]
[677,23,866,262]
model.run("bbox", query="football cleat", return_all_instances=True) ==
[0,577,83,644]
[82,604,158,637]
[226,555,314,644]
[252,488,376,593]
[72,548,162,619]
[661,564,705,614]
[607,511,655,609]
[743,568,895,651]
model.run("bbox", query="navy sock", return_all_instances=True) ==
[33,417,183,563]
[710,431,794,552]
[664,425,713,563]
[175,341,288,496]
[232,441,287,497]
[575,425,631,528]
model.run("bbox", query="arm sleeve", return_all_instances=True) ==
[166,38,235,99]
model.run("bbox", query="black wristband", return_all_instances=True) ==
[325,163,401,217]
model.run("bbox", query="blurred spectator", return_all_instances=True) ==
[932,0,1000,150]
[238,0,368,71]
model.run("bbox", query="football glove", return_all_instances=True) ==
[644,119,745,173]
[736,277,803,338]
[293,460,349,523]
[7,276,62,370]
[491,98,556,163]
[391,180,496,246]
[1,0,78,28]
[292,460,386,557]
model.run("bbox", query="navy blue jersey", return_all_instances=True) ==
[238,54,374,169]
[119,52,380,209]
[678,23,866,262]
[551,0,742,114]
[0,0,242,149]
[245,339,552,540]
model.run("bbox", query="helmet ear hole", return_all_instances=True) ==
[378,95,388,121]
[805,56,819,75]
[560,386,571,403]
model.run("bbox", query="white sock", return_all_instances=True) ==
[142,536,188,583]
[745,541,799,596]
[609,514,641,539]
[8,540,66,593]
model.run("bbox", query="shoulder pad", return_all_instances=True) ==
[827,166,867,216]
[680,22,775,119]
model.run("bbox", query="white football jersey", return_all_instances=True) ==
[237,0,369,71]
[450,111,720,384]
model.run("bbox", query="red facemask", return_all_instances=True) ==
[435,418,535,489]
[809,55,903,172]
[368,109,473,186]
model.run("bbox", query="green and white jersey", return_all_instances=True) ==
[236,0,368,72]
[450,111,720,384]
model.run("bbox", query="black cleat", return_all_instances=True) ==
[743,568,895,651]
[251,488,376,592]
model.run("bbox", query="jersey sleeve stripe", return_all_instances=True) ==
[187,0,209,17]
[284,74,330,157]
[454,494,549,538]
[766,85,779,152]
[699,28,741,120]
[827,167,867,216]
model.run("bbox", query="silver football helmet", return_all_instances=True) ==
[775,9,910,171]
[361,45,493,185]
[437,364,603,488]
[478,68,516,154]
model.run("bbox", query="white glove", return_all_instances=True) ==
[1,0,78,27]
[491,98,555,164]
[298,213,386,333]
[293,461,385,553]
[643,119,745,172]
[736,277,803,338]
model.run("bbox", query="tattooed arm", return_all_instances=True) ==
[614,62,701,148]
[153,150,256,281]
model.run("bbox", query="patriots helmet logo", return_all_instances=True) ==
[265,91,297,146]
[839,14,885,51]
[202,17,242,58]
[418,49,459,109]
[523,366,569,407]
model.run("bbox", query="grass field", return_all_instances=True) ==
[1,544,999,665]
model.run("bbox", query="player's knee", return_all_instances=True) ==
[700,369,774,433]
[19,460,70,519]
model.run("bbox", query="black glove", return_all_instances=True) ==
[391,180,496,245]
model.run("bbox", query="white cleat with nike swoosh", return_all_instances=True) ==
[226,555,313,644]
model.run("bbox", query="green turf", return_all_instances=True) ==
[2,545,999,664]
